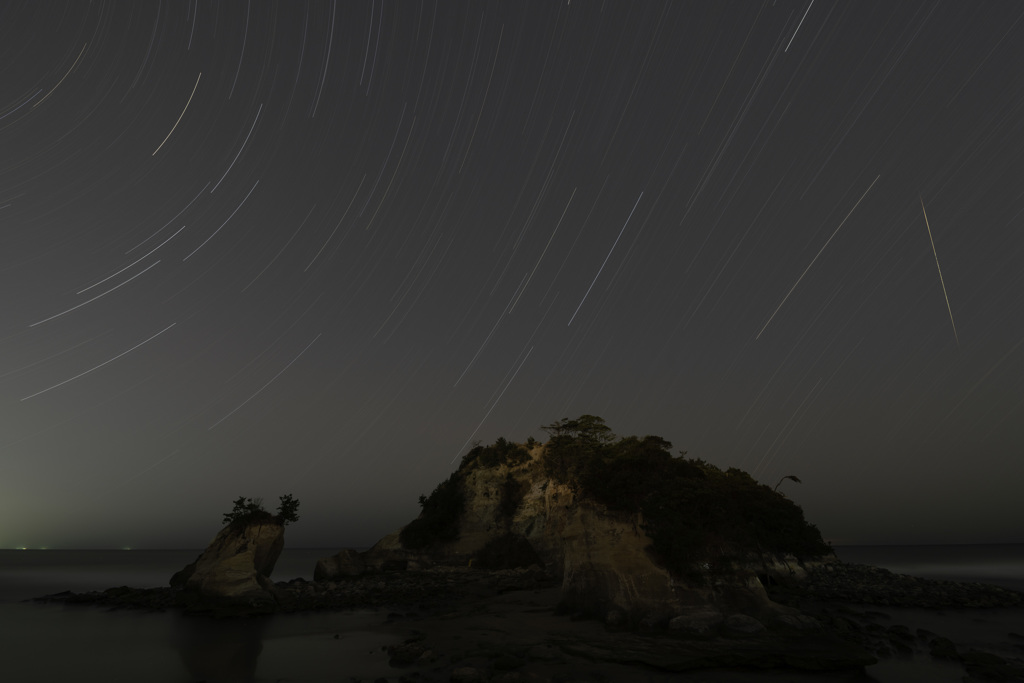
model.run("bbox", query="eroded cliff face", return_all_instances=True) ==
[172,520,285,609]
[325,445,816,625]
[472,450,792,622]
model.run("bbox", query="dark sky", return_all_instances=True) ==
[3,1,1023,550]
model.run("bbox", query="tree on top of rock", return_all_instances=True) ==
[542,414,617,483]
[222,494,300,528]
[542,414,615,444]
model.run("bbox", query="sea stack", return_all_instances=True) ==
[319,416,834,628]
[171,519,285,612]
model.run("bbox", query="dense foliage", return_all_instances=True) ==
[541,416,830,575]
[222,494,300,528]
[460,436,530,469]
[400,415,829,575]
[399,472,466,549]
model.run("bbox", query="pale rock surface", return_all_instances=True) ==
[172,520,285,607]
[323,445,817,625]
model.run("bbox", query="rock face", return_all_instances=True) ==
[320,442,828,626]
[172,520,285,610]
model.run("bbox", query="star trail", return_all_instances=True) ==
[2,1,1022,549]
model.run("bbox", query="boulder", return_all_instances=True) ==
[314,548,366,580]
[724,613,767,636]
[669,608,724,637]
[172,520,285,611]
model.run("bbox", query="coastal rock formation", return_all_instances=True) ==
[171,520,285,610]
[320,417,834,627]
[314,548,366,580]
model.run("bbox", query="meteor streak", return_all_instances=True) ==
[756,175,880,339]
[920,197,959,346]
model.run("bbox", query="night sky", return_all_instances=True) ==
[3,1,1023,550]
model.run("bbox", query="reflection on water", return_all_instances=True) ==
[173,613,268,683]
[0,601,399,683]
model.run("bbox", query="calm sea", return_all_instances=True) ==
[0,545,1021,682]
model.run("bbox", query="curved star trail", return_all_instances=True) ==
[1,1,1022,549]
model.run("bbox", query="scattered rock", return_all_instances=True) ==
[314,548,367,580]
[773,613,821,630]
[771,562,1024,609]
[723,614,766,636]
[668,608,723,637]
[961,649,1024,681]
[928,636,959,660]
[387,642,428,666]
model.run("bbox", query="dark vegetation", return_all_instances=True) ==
[222,494,300,528]
[399,472,465,549]
[541,415,830,575]
[401,415,829,577]
[401,438,531,549]
[475,532,543,569]
[460,436,530,469]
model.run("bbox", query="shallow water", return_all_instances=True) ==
[0,545,1021,682]
[2,601,400,683]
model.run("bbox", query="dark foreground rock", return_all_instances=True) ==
[35,562,1024,679]
[765,562,1024,682]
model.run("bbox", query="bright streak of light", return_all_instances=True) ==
[510,187,576,313]
[920,197,959,347]
[183,180,260,261]
[944,333,1024,421]
[30,260,161,327]
[451,346,534,463]
[0,89,42,122]
[785,0,815,52]
[210,103,262,192]
[126,182,209,254]
[79,225,185,293]
[21,324,176,400]
[152,73,202,156]
[242,205,315,292]
[34,43,88,109]
[568,192,643,326]
[209,333,322,429]
[756,175,880,339]
[305,175,366,271]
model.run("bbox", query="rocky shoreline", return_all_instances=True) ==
[33,562,1024,681]
[763,563,1024,682]
[34,565,555,617]
[768,561,1024,609]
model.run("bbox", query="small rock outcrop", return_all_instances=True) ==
[319,416,834,627]
[171,520,285,611]
[314,548,366,580]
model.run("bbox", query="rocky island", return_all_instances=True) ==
[37,416,1024,681]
